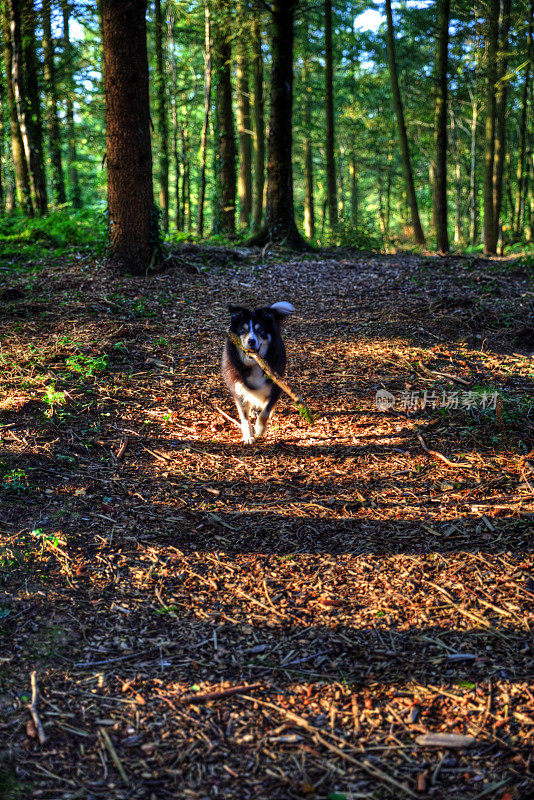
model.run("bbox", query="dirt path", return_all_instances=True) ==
[0,248,533,799]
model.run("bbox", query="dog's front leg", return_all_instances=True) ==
[254,393,279,439]
[235,398,254,444]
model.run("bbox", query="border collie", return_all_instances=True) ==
[222,302,295,443]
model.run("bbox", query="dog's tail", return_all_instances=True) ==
[270,301,295,317]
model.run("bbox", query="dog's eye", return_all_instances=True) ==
[238,326,248,336]
[254,325,264,336]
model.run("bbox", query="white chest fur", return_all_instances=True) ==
[235,366,271,409]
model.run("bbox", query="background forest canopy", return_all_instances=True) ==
[0,0,533,266]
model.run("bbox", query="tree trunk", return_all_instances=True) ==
[181,127,191,231]
[302,58,315,240]
[42,0,66,206]
[433,0,450,253]
[250,0,306,248]
[236,0,252,230]
[492,0,511,246]
[251,12,264,233]
[324,0,337,230]
[514,0,533,239]
[169,12,180,229]
[154,0,169,232]
[451,110,462,245]
[349,149,358,227]
[10,0,48,214]
[526,150,533,242]
[61,0,81,208]
[22,0,48,213]
[197,0,211,237]
[468,92,478,244]
[2,1,32,214]
[483,0,500,254]
[212,0,236,236]
[385,0,425,245]
[103,0,155,273]
[0,89,4,212]
[337,147,345,219]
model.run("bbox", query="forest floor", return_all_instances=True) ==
[0,243,533,800]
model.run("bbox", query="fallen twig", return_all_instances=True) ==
[99,726,129,785]
[212,403,241,429]
[28,671,46,745]
[416,431,470,468]
[180,683,263,704]
[115,436,128,460]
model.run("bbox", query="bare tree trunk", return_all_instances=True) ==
[212,0,236,236]
[0,87,4,211]
[169,11,180,229]
[249,0,305,248]
[42,0,66,206]
[324,0,337,230]
[349,149,358,227]
[197,0,211,237]
[514,1,533,239]
[103,0,155,273]
[433,0,450,253]
[181,127,191,232]
[61,0,81,208]
[236,0,252,230]
[10,0,48,214]
[378,174,387,239]
[468,91,478,244]
[22,0,48,213]
[483,0,500,254]
[450,110,462,245]
[337,147,345,219]
[302,57,314,239]
[251,12,264,233]
[385,0,425,245]
[526,151,533,242]
[493,0,511,247]
[385,160,391,235]
[154,0,169,232]
[2,0,32,214]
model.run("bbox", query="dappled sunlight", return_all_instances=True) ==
[1,251,533,798]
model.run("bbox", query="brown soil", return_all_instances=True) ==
[0,247,533,800]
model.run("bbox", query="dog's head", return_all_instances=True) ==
[227,302,294,357]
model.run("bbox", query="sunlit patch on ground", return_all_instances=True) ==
[0,248,533,798]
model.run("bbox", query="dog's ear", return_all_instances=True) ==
[228,304,246,318]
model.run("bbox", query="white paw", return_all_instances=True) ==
[242,434,255,445]
[254,420,266,439]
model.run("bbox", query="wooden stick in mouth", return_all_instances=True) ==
[227,331,313,424]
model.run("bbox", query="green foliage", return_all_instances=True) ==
[30,528,59,550]
[43,386,67,407]
[0,208,107,264]
[1,468,29,493]
[65,353,108,377]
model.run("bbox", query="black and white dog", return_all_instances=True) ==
[222,302,295,443]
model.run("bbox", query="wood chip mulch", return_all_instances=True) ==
[0,246,533,799]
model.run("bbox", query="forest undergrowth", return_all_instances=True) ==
[0,245,533,799]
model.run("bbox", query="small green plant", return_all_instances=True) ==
[2,468,29,493]
[44,385,67,406]
[43,384,67,419]
[30,528,59,554]
[66,353,108,377]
